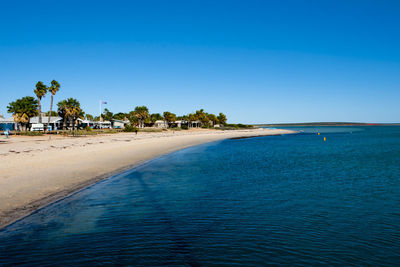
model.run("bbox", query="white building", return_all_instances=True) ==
[30,116,63,130]
[111,119,130,129]
[80,119,112,129]
[154,120,168,128]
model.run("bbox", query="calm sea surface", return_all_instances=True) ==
[1,126,400,266]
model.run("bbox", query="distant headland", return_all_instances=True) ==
[255,122,400,127]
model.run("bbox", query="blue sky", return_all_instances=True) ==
[0,0,399,123]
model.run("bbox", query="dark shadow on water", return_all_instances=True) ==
[135,172,200,267]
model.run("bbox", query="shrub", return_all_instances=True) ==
[123,125,138,132]
[181,125,188,130]
[20,131,43,136]
[140,128,163,132]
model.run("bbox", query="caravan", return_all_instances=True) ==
[30,123,44,131]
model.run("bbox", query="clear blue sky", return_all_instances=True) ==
[1,0,399,123]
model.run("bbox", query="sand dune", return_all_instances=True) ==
[0,128,296,228]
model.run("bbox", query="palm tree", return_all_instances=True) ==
[68,99,83,130]
[207,113,219,127]
[57,100,69,129]
[47,80,60,130]
[150,113,163,126]
[57,98,83,130]
[85,114,94,120]
[195,109,208,127]
[163,111,176,128]
[217,112,227,125]
[113,112,128,121]
[102,108,113,121]
[34,81,48,124]
[7,96,38,131]
[188,113,197,128]
[133,106,150,128]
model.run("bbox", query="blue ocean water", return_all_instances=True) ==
[1,126,399,266]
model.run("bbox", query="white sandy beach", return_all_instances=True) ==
[0,128,295,228]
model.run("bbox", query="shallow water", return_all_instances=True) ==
[1,126,400,265]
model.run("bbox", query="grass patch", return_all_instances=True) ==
[19,131,44,136]
[216,124,255,130]
[139,128,163,132]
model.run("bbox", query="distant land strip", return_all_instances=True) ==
[255,122,400,127]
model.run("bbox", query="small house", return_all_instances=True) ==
[154,120,168,128]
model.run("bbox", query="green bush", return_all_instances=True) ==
[140,128,163,132]
[20,131,43,136]
[216,124,254,130]
[123,125,138,132]
[181,125,188,130]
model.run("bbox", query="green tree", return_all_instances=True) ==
[188,113,197,128]
[127,111,139,126]
[113,112,128,120]
[47,80,60,130]
[7,96,38,131]
[207,113,219,126]
[85,114,94,120]
[133,106,150,128]
[102,108,113,121]
[57,98,84,130]
[163,111,176,127]
[45,111,58,116]
[150,113,163,123]
[217,112,227,125]
[196,109,209,127]
[34,81,48,124]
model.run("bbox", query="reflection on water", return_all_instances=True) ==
[1,126,400,265]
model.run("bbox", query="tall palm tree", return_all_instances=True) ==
[57,100,70,129]
[47,80,60,130]
[34,81,48,124]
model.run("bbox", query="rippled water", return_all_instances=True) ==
[1,126,400,265]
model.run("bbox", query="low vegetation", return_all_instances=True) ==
[217,124,255,130]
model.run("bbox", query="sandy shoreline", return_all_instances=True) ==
[0,128,296,229]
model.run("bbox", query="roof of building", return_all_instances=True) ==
[0,117,14,123]
[111,119,129,123]
[30,116,63,124]
[81,119,111,124]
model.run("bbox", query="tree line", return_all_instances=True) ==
[95,106,227,128]
[6,81,228,131]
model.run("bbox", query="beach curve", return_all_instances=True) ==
[0,128,296,229]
